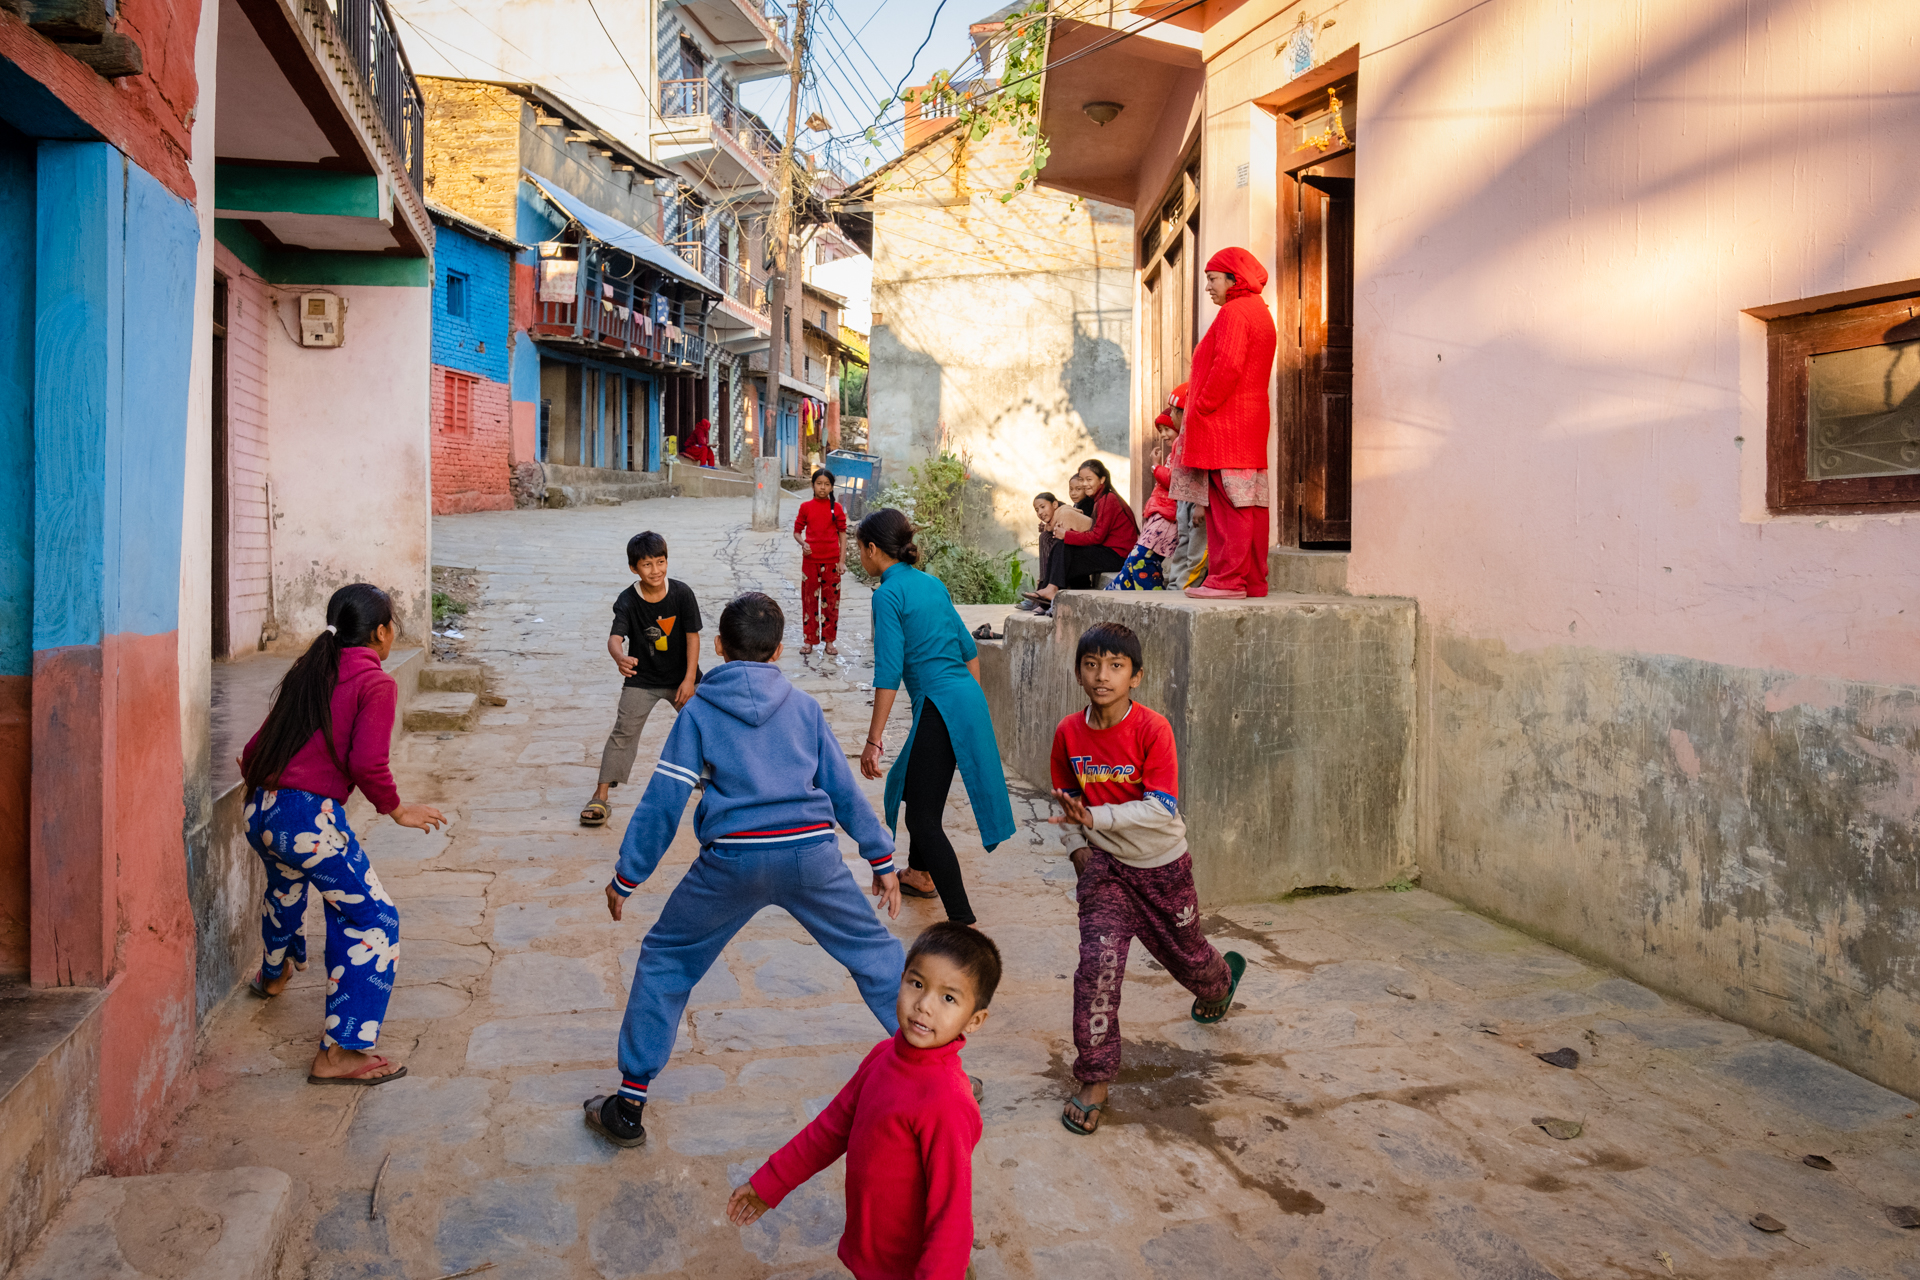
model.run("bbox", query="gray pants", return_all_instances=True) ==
[599,685,675,787]
[1163,501,1208,590]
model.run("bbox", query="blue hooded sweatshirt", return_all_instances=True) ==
[610,660,896,895]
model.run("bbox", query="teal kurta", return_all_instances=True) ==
[872,562,1016,851]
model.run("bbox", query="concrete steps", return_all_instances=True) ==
[402,664,489,732]
[8,1168,293,1280]
[418,663,484,693]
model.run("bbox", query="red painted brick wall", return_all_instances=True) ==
[431,365,513,514]
[0,0,199,201]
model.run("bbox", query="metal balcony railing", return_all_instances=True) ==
[530,254,709,368]
[305,0,425,193]
[674,243,771,316]
[660,79,784,171]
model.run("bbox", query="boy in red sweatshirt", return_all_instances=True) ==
[792,467,848,656]
[1050,622,1246,1135]
[728,922,997,1280]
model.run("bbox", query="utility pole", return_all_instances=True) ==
[761,0,810,459]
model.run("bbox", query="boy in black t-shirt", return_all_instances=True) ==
[581,532,702,827]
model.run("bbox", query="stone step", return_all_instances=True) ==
[404,690,480,732]
[9,1167,292,1280]
[418,662,484,693]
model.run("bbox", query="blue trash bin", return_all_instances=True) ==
[825,449,883,520]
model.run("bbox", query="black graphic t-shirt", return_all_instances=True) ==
[610,579,703,690]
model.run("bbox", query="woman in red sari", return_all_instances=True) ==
[1181,247,1276,598]
[681,417,718,468]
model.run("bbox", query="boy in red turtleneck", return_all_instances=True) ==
[728,922,998,1280]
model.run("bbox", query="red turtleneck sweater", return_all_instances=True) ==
[749,1031,981,1280]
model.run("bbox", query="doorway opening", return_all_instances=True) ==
[211,272,231,658]
[1275,79,1356,550]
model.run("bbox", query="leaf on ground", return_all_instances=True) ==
[1531,1116,1582,1140]
[1749,1213,1787,1233]
[1885,1205,1920,1229]
[1535,1047,1580,1069]
[1655,1250,1674,1274]
[1801,1154,1835,1171]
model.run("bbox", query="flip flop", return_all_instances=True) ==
[897,877,938,899]
[1191,951,1246,1024]
[583,1095,647,1148]
[580,801,611,828]
[308,1056,408,1086]
[1061,1096,1105,1136]
[248,967,278,999]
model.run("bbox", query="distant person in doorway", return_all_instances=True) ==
[680,417,718,468]
[1025,460,1138,614]
[581,532,701,828]
[858,509,1016,924]
[1183,247,1277,599]
[240,583,445,1086]
[793,467,848,656]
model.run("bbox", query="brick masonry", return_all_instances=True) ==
[432,224,513,384]
[420,80,523,238]
[431,365,513,514]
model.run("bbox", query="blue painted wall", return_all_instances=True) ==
[0,131,34,678]
[510,326,541,404]
[32,142,197,651]
[431,223,511,384]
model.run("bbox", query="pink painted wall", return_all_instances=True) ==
[1337,1,1920,687]
[0,676,25,976]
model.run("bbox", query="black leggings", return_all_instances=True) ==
[904,700,973,925]
[1043,541,1125,590]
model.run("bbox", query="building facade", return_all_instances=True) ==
[1,0,436,1268]
[429,203,522,513]
[1035,0,1920,1099]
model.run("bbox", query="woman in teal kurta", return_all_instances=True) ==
[856,509,1016,925]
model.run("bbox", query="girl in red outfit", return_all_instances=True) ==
[792,467,848,654]
[1104,456,1179,591]
[239,584,445,1085]
[729,922,999,1280]
[1181,246,1277,599]
[1027,459,1139,611]
[680,417,718,468]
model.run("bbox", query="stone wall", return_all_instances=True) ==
[992,591,1417,905]
[419,79,523,238]
[869,125,1135,559]
[431,366,514,514]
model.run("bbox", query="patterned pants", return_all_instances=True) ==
[800,556,842,644]
[1072,849,1229,1082]
[1105,545,1166,591]
[246,787,400,1051]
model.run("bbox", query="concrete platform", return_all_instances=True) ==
[0,985,106,1275]
[418,662,485,693]
[8,1167,293,1280]
[666,459,754,497]
[985,589,1417,904]
[539,462,673,507]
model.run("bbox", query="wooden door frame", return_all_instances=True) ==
[211,272,231,659]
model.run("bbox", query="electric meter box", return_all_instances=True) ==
[299,291,346,347]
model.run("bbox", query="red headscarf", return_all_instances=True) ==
[1205,246,1268,303]
[690,418,711,447]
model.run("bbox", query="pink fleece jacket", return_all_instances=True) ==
[241,645,400,812]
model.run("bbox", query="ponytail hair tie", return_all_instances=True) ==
[324,624,338,635]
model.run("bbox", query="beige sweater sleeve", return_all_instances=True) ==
[1074,797,1188,869]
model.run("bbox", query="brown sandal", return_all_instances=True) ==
[580,801,611,827]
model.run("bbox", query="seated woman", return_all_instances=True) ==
[1026,460,1138,613]
[680,418,718,468]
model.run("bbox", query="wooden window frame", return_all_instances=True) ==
[443,369,476,435]
[445,270,468,318]
[1765,292,1920,514]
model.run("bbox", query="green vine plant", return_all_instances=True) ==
[867,0,1053,204]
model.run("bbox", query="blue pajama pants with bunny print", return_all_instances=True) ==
[246,787,400,1051]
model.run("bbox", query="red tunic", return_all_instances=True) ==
[1182,247,1277,471]
[750,1032,981,1280]
[793,495,848,562]
[1062,490,1139,557]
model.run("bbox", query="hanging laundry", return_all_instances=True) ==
[538,258,579,303]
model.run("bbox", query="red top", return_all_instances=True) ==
[750,1032,981,1280]
[241,645,400,813]
[1062,490,1139,557]
[1145,465,1176,524]
[794,495,848,561]
[1183,247,1277,470]
[1051,701,1180,808]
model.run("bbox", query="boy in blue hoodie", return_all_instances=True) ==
[585,592,905,1148]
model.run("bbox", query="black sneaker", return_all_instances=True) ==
[583,1094,646,1148]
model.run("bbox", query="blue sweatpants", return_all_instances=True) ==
[617,835,903,1104]
[245,787,400,1050]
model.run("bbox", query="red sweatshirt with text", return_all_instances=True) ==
[749,1031,980,1280]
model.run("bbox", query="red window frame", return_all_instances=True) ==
[442,370,476,434]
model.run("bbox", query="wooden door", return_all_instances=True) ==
[1288,175,1354,546]
[211,274,230,658]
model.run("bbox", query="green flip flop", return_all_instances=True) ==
[1060,1096,1105,1136]
[1191,951,1246,1024]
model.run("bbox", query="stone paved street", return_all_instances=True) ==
[158,498,1920,1280]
